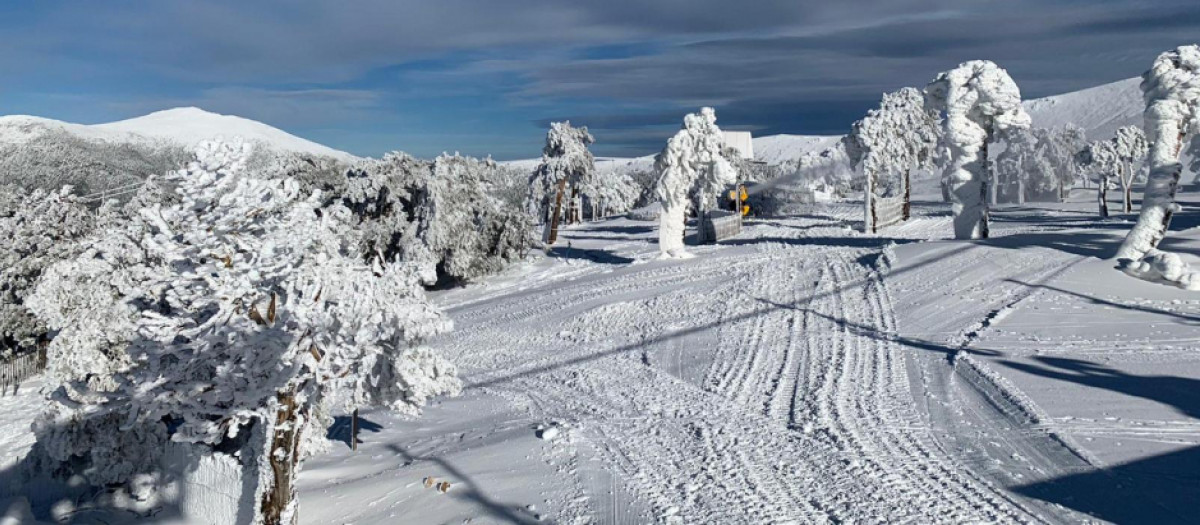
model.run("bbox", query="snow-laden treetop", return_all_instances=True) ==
[1141,45,1200,117]
[925,60,1031,135]
[845,87,939,180]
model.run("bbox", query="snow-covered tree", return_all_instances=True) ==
[993,128,1036,205]
[579,168,641,218]
[344,152,533,284]
[844,87,940,232]
[655,108,737,258]
[1118,45,1200,266]
[925,60,1032,239]
[1111,125,1149,213]
[1078,139,1120,217]
[993,125,1085,205]
[1038,125,1087,200]
[528,122,595,244]
[0,186,96,360]
[27,139,460,523]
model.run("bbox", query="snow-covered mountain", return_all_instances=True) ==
[0,107,356,162]
[1023,77,1143,141]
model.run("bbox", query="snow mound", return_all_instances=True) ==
[0,107,356,162]
[1119,249,1200,290]
[1023,77,1143,141]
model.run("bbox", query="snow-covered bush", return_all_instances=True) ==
[925,60,1031,239]
[844,87,940,231]
[418,154,533,282]
[247,148,351,196]
[0,186,96,359]
[1119,249,1200,290]
[1118,45,1200,266]
[0,129,189,202]
[343,152,533,284]
[27,138,459,523]
[655,108,737,258]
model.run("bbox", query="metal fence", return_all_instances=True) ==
[699,210,743,243]
[869,194,907,233]
[1,347,47,392]
[865,172,911,234]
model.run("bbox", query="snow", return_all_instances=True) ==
[5,181,1200,523]
[1024,77,1144,141]
[0,108,356,162]
[6,77,1200,524]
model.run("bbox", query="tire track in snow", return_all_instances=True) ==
[429,216,1057,524]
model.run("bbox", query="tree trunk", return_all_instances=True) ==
[262,392,306,525]
[351,409,359,451]
[1122,161,1134,213]
[979,139,990,239]
[902,169,912,221]
[863,168,875,233]
[1098,176,1109,218]
[545,178,567,245]
[1117,121,1187,261]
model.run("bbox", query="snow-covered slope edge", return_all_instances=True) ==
[1023,77,1143,141]
[0,107,357,162]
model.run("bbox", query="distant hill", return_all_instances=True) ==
[1023,77,1143,141]
[0,107,356,162]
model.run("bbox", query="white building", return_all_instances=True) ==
[722,131,754,160]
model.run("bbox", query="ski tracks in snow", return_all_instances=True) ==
[433,218,1045,524]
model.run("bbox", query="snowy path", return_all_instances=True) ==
[414,210,1044,523]
[0,195,1173,524]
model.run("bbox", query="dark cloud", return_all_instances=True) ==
[3,0,1200,158]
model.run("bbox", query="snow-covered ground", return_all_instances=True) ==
[3,187,1198,523]
[299,189,1194,523]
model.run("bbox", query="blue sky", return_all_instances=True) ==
[2,1,1198,159]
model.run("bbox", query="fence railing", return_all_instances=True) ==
[79,182,145,204]
[1,347,47,391]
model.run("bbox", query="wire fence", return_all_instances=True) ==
[79,182,145,203]
[0,347,47,392]
[870,194,907,232]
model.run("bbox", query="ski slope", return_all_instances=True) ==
[292,188,1200,524]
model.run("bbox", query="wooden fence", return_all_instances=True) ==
[1,347,47,391]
